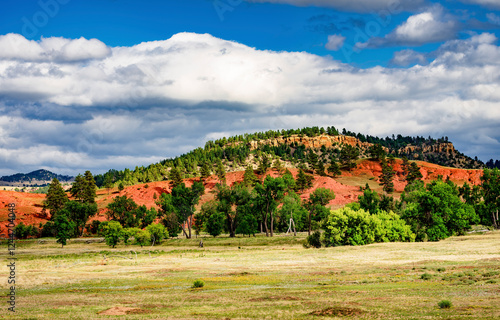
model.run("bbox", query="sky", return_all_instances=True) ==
[0,0,500,176]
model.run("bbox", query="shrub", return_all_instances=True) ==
[438,300,452,309]
[421,273,432,280]
[323,207,415,247]
[192,280,204,288]
[305,230,322,248]
[146,223,168,245]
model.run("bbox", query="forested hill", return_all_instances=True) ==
[94,126,484,187]
[0,169,74,186]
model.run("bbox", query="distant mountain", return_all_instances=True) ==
[0,169,74,187]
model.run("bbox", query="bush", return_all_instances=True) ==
[438,300,452,309]
[192,280,204,288]
[421,273,432,280]
[305,230,322,248]
[40,221,56,237]
[323,208,415,247]
[146,223,168,245]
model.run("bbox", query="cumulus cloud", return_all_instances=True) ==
[245,0,426,13]
[1,32,500,175]
[0,34,111,62]
[390,49,428,66]
[325,34,346,50]
[357,5,459,48]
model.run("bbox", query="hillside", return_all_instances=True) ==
[0,158,483,238]
[94,126,483,188]
[0,169,74,187]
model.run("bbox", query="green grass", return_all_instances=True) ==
[1,231,499,319]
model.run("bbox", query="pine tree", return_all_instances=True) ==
[339,145,359,171]
[327,161,341,177]
[169,166,184,188]
[243,165,259,187]
[257,154,271,175]
[215,159,226,184]
[272,159,284,174]
[44,178,69,218]
[200,161,212,181]
[295,169,313,192]
[379,161,395,194]
[83,170,97,204]
[407,162,423,184]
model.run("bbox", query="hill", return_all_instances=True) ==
[0,169,74,187]
[94,126,483,187]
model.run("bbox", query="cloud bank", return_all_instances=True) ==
[0,32,499,175]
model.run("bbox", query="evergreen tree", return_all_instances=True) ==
[104,174,114,194]
[295,169,313,192]
[169,166,184,188]
[58,201,97,237]
[407,162,423,184]
[257,154,271,175]
[200,161,212,181]
[44,178,69,218]
[379,161,395,194]
[272,159,284,174]
[327,161,341,177]
[215,159,226,184]
[83,170,97,204]
[243,165,259,187]
[339,145,359,171]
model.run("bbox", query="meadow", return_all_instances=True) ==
[1,231,499,319]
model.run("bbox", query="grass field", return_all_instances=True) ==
[1,231,499,319]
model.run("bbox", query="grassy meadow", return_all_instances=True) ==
[1,231,499,319]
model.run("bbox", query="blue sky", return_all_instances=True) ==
[0,0,500,175]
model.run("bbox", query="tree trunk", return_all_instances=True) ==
[229,216,235,238]
[264,203,269,237]
[270,210,274,237]
[308,211,312,236]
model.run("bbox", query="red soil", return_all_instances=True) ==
[0,159,483,237]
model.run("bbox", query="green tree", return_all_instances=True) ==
[58,201,97,237]
[257,154,271,175]
[254,176,286,237]
[157,182,205,239]
[401,180,478,241]
[106,195,139,228]
[44,178,69,218]
[70,171,97,204]
[169,166,184,188]
[54,214,75,248]
[272,158,284,174]
[118,182,125,192]
[146,223,168,245]
[200,161,212,182]
[369,144,386,161]
[358,185,380,214]
[243,165,259,187]
[295,169,313,192]
[134,229,151,247]
[327,161,341,177]
[307,187,335,235]
[104,174,114,194]
[406,162,423,184]
[203,201,225,238]
[277,192,308,233]
[379,161,395,194]
[480,168,500,228]
[339,145,359,171]
[215,159,226,184]
[100,221,123,248]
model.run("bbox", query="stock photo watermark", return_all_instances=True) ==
[212,0,244,21]
[21,0,71,38]
[7,203,17,313]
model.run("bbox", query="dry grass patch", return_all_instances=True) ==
[310,306,365,317]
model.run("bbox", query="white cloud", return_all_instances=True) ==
[357,5,459,48]
[390,49,428,66]
[245,0,425,13]
[1,32,500,175]
[0,34,111,62]
[325,34,346,51]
